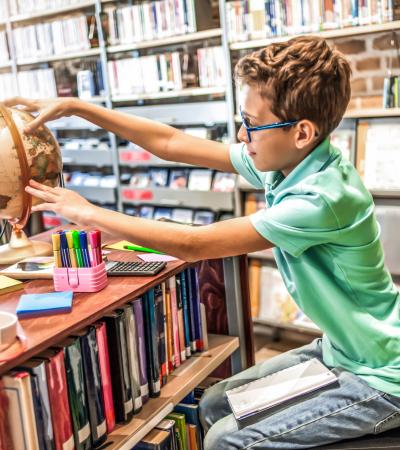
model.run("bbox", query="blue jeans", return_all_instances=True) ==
[199,338,400,449]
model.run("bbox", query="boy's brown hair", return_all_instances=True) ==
[234,36,352,140]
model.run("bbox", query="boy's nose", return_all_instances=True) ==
[237,125,249,144]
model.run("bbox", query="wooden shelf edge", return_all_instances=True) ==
[16,48,101,66]
[253,319,322,336]
[111,86,226,102]
[105,334,239,449]
[230,20,400,50]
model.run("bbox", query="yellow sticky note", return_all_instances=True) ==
[105,240,138,251]
[0,275,23,295]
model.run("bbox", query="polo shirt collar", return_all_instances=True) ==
[265,138,333,194]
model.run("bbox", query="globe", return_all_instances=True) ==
[0,104,62,265]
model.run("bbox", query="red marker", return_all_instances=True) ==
[88,230,102,266]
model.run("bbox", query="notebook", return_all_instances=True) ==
[226,358,338,424]
[16,291,73,318]
[0,275,24,295]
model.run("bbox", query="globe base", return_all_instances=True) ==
[0,230,52,265]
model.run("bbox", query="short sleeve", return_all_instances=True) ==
[230,143,266,189]
[250,193,340,257]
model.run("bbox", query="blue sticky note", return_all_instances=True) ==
[16,291,73,318]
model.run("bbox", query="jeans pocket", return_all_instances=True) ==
[374,411,400,434]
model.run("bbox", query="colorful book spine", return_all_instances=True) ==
[169,276,181,367]
[155,284,168,386]
[165,282,175,373]
[188,267,204,351]
[175,275,187,363]
[132,298,150,403]
[179,271,192,358]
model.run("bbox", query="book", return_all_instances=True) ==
[193,210,215,225]
[175,275,187,363]
[164,282,175,373]
[3,371,40,450]
[166,412,188,450]
[0,256,54,280]
[123,304,143,413]
[150,168,169,187]
[154,208,173,221]
[187,169,212,191]
[16,359,54,450]
[226,358,338,425]
[95,321,116,433]
[132,298,150,403]
[104,311,134,423]
[134,428,173,450]
[171,208,193,224]
[16,291,73,318]
[178,271,191,358]
[155,419,177,449]
[130,171,151,188]
[77,327,107,447]
[188,268,203,351]
[168,276,181,367]
[174,402,203,450]
[154,285,167,386]
[212,172,236,192]
[62,337,92,450]
[0,379,13,450]
[0,275,24,295]
[169,169,189,189]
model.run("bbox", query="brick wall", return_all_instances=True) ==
[331,31,400,109]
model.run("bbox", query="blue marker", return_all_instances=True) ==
[59,231,71,268]
[79,231,91,268]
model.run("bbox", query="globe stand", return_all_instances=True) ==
[0,228,52,265]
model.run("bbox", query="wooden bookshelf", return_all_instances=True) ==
[16,48,101,66]
[253,318,322,337]
[8,0,96,23]
[105,334,239,450]
[107,28,222,53]
[230,20,400,50]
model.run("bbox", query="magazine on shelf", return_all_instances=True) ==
[169,169,189,189]
[150,169,170,188]
[130,171,151,188]
[171,208,194,224]
[139,206,155,219]
[193,210,215,225]
[212,172,236,192]
[154,208,173,221]
[188,169,213,191]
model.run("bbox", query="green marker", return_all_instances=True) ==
[72,230,84,267]
[123,244,164,255]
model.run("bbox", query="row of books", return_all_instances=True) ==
[12,14,95,61]
[18,68,57,99]
[133,388,208,450]
[104,0,214,46]
[7,0,82,16]
[0,31,9,64]
[124,205,220,225]
[226,0,397,42]
[1,270,207,450]
[122,168,236,192]
[383,75,400,108]
[108,46,225,96]
[64,171,117,188]
[249,260,320,331]
[0,73,18,101]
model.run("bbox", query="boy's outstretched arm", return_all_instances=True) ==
[3,97,235,173]
[26,180,272,261]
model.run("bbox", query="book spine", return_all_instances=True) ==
[132,298,150,403]
[175,275,187,362]
[155,284,168,386]
[95,322,116,433]
[179,271,192,358]
[165,283,175,373]
[185,268,197,352]
[189,268,203,351]
[169,276,181,367]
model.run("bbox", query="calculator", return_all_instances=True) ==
[105,260,167,276]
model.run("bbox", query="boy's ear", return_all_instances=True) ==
[294,120,318,149]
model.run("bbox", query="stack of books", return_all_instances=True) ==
[18,68,57,98]
[13,14,95,61]
[104,0,215,46]
[0,31,9,64]
[1,269,207,449]
[226,0,397,43]
[8,0,82,16]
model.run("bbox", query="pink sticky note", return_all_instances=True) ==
[137,253,178,262]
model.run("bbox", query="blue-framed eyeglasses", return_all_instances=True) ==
[239,108,298,143]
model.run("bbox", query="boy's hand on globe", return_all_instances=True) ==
[25,179,99,226]
[3,97,78,133]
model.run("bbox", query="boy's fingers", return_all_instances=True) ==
[31,203,54,213]
[29,179,56,192]
[3,96,34,108]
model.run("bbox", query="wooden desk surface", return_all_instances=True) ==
[0,226,189,375]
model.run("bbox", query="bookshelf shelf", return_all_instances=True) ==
[9,0,96,23]
[371,189,400,198]
[104,334,239,450]
[345,108,400,118]
[16,48,101,66]
[0,61,11,69]
[68,185,116,204]
[229,20,400,50]
[253,318,322,337]
[62,149,113,167]
[112,86,226,103]
[107,28,222,53]
[120,186,234,211]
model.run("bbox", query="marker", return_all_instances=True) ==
[65,231,78,268]
[79,231,91,268]
[51,233,62,268]
[72,230,84,268]
[59,231,71,268]
[88,230,101,266]
[123,244,164,254]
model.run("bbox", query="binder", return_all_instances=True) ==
[77,327,107,447]
[132,298,150,403]
[38,349,75,450]
[62,338,91,450]
[3,371,40,450]
[104,310,134,423]
[95,321,116,433]
[122,303,143,413]
[143,289,161,397]
[18,359,55,450]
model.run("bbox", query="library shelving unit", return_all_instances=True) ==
[218,0,400,337]
[0,226,252,449]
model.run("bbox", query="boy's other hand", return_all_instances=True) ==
[3,96,79,134]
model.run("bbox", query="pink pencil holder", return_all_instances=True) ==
[53,262,108,293]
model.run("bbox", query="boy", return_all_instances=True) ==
[6,36,400,449]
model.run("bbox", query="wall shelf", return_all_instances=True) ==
[16,48,101,66]
[107,28,222,53]
[230,20,400,50]
[62,149,113,167]
[68,185,116,204]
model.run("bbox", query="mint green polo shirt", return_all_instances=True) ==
[231,138,400,396]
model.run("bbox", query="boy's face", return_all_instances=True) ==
[237,83,314,175]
